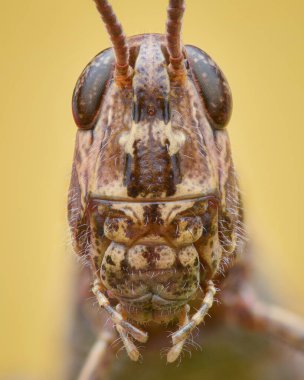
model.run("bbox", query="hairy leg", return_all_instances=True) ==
[115,305,141,362]
[92,278,148,343]
[171,281,216,346]
[167,304,190,363]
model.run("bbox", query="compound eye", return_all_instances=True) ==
[185,45,232,129]
[72,48,115,130]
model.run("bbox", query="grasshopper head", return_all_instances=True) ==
[68,0,244,324]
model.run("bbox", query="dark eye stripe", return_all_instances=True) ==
[132,101,141,123]
[162,99,171,124]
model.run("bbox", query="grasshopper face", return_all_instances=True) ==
[68,0,243,360]
[69,33,240,323]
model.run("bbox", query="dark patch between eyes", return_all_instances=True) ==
[124,139,182,198]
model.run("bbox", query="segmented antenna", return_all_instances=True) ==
[93,0,130,76]
[166,0,186,69]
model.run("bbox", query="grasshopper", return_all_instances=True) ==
[68,1,304,378]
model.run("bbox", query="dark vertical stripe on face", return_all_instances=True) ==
[123,37,182,198]
[123,153,133,187]
[125,139,181,198]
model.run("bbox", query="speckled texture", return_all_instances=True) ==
[68,33,243,325]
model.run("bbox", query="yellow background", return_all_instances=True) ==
[1,0,304,378]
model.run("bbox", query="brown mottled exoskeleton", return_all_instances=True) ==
[68,1,304,379]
